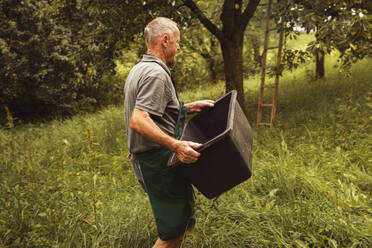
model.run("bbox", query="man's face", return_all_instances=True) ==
[164,29,180,67]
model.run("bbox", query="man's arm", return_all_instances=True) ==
[130,108,201,164]
[185,100,214,113]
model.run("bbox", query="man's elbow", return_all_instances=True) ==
[129,116,139,131]
[129,108,148,131]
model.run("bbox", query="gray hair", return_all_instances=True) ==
[144,17,179,46]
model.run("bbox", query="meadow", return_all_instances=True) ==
[0,53,371,247]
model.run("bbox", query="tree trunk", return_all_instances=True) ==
[221,39,245,106]
[315,52,325,79]
[181,0,260,108]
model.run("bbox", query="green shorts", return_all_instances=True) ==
[133,148,195,241]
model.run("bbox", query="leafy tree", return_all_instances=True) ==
[3,0,369,123]
[108,0,264,98]
[0,0,80,119]
[181,0,261,106]
[283,0,372,78]
[0,0,140,121]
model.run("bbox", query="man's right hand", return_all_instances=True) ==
[173,140,202,164]
[130,109,202,164]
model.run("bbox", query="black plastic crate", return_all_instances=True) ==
[168,90,253,199]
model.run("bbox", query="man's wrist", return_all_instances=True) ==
[167,138,180,152]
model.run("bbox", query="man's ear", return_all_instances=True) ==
[161,34,169,47]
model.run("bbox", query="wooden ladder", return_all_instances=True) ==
[257,0,285,128]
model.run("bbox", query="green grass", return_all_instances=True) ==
[285,33,315,50]
[1,56,371,247]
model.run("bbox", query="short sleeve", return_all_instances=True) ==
[135,76,171,117]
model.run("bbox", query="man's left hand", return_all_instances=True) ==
[186,100,214,113]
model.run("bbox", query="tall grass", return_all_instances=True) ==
[1,57,371,247]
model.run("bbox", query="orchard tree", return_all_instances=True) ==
[181,0,261,106]
[0,0,122,120]
[92,0,262,106]
[0,0,84,119]
[283,0,372,79]
[0,0,172,120]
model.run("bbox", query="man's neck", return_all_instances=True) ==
[147,49,167,66]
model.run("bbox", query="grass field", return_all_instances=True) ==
[0,53,371,247]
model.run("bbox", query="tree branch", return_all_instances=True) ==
[240,0,261,29]
[221,0,235,32]
[181,0,224,41]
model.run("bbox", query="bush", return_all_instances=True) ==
[0,0,120,123]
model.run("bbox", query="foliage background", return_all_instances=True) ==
[1,0,370,123]
[0,0,371,246]
[1,56,371,247]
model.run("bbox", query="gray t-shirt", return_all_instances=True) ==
[124,55,180,154]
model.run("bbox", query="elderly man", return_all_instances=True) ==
[124,17,214,248]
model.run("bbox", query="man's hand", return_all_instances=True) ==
[173,140,202,164]
[186,100,214,113]
[130,108,202,164]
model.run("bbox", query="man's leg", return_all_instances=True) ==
[135,152,195,248]
[152,233,185,248]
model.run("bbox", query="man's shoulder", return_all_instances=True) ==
[129,60,169,81]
